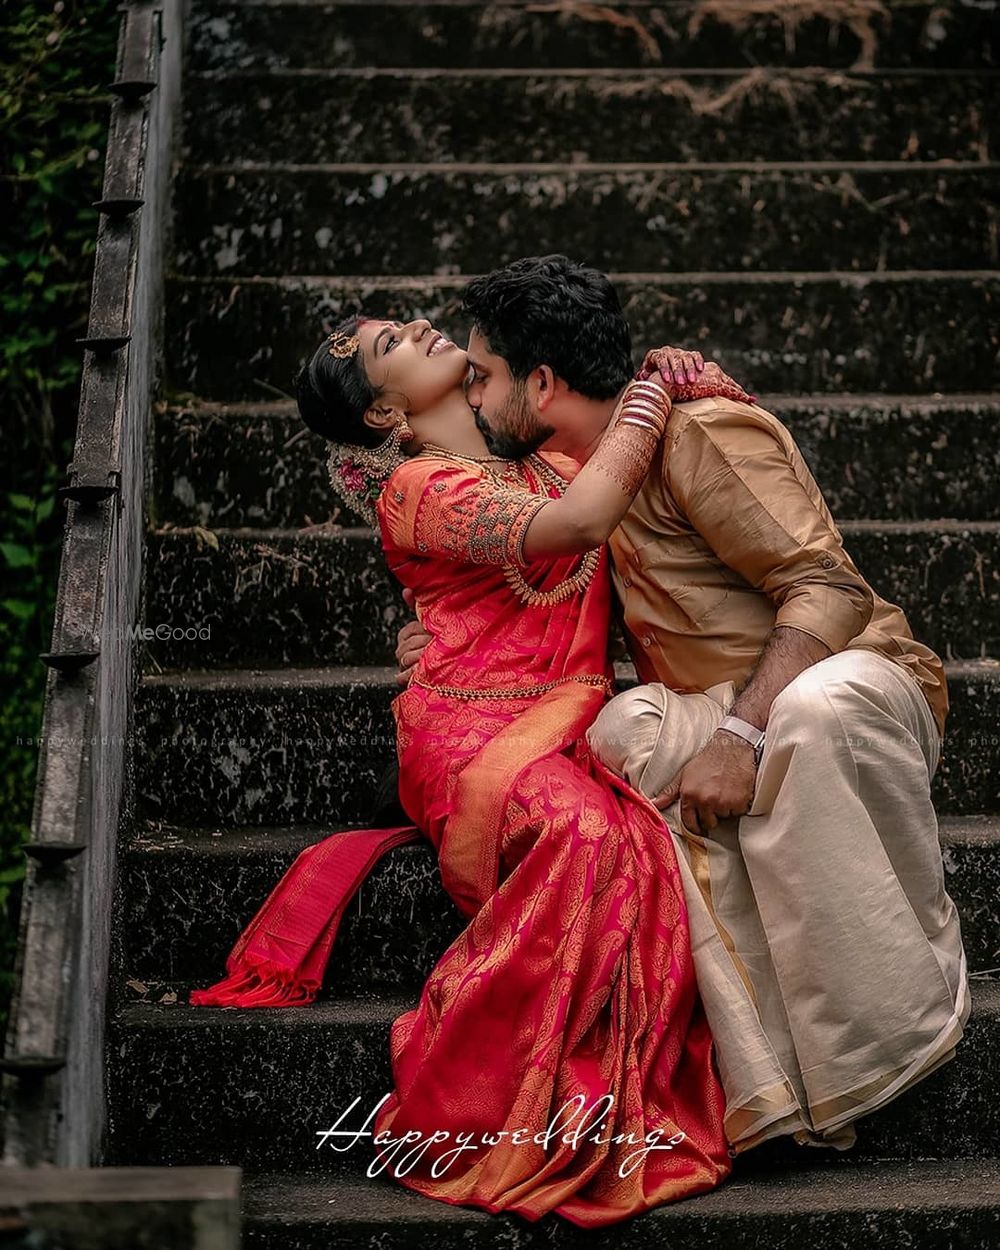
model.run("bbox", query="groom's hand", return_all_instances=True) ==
[395,587,433,687]
[651,732,757,835]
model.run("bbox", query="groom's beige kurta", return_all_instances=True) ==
[590,395,968,1154]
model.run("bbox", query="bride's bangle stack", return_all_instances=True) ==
[614,379,673,438]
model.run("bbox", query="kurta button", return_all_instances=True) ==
[819,555,836,568]
[642,635,652,646]
[623,577,631,587]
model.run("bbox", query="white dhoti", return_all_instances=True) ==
[587,649,970,1154]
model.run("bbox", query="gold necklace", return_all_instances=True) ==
[415,446,600,607]
[419,442,510,465]
[503,549,601,607]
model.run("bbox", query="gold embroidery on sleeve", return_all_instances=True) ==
[425,485,551,565]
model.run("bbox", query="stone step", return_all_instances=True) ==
[184,69,998,166]
[174,163,999,278]
[135,662,1000,826]
[119,814,1000,989]
[188,2,1000,72]
[119,824,461,993]
[142,521,1000,669]
[239,1160,1000,1248]
[106,981,1000,1170]
[164,272,1000,400]
[153,395,1000,530]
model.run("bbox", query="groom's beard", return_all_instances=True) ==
[475,382,554,461]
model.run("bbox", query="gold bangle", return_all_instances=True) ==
[623,394,669,414]
[617,416,661,434]
[626,381,672,403]
[621,390,670,418]
[620,404,666,427]
[616,405,667,433]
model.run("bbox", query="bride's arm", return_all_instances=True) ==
[520,377,672,559]
[521,358,756,560]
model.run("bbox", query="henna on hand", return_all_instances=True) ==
[668,361,756,406]
[637,344,706,386]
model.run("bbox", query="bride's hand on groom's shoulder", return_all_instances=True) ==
[637,346,757,407]
[635,344,705,387]
[672,361,757,406]
[395,587,432,687]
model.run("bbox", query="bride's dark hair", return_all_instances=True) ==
[294,314,384,449]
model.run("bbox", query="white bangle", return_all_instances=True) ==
[618,416,661,435]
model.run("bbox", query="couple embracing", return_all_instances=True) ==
[191,255,969,1228]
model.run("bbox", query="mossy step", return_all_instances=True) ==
[187,2,1000,72]
[118,815,1000,987]
[153,395,1000,529]
[237,1160,1000,1248]
[164,272,1000,400]
[174,164,999,277]
[141,521,1000,668]
[135,661,1000,825]
[184,71,998,165]
[106,982,1000,1170]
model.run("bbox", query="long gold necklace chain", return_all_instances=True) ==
[503,548,601,608]
[507,453,601,606]
[415,445,600,606]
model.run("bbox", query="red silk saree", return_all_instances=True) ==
[190,451,731,1225]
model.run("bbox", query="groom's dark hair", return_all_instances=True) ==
[462,255,632,400]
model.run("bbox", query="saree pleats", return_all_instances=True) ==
[374,729,730,1226]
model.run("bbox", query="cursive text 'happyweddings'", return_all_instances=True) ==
[316,1092,688,1180]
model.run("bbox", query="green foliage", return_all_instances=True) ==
[0,481,59,976]
[0,1,119,1031]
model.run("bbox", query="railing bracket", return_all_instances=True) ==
[76,335,131,354]
[23,842,88,868]
[93,197,145,218]
[38,649,100,673]
[0,1056,67,1078]
[109,79,157,102]
[56,481,120,506]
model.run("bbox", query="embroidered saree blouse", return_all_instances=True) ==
[376,454,615,701]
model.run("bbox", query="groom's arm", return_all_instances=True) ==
[650,402,875,831]
[726,624,832,734]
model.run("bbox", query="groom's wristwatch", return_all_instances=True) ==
[717,715,766,767]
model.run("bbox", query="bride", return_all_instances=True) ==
[190,313,756,1227]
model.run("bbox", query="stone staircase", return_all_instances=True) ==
[106,1,1000,1243]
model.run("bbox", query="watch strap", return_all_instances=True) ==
[718,715,766,759]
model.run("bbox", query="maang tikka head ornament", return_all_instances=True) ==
[328,329,360,359]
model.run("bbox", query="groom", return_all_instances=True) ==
[394,254,969,1153]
